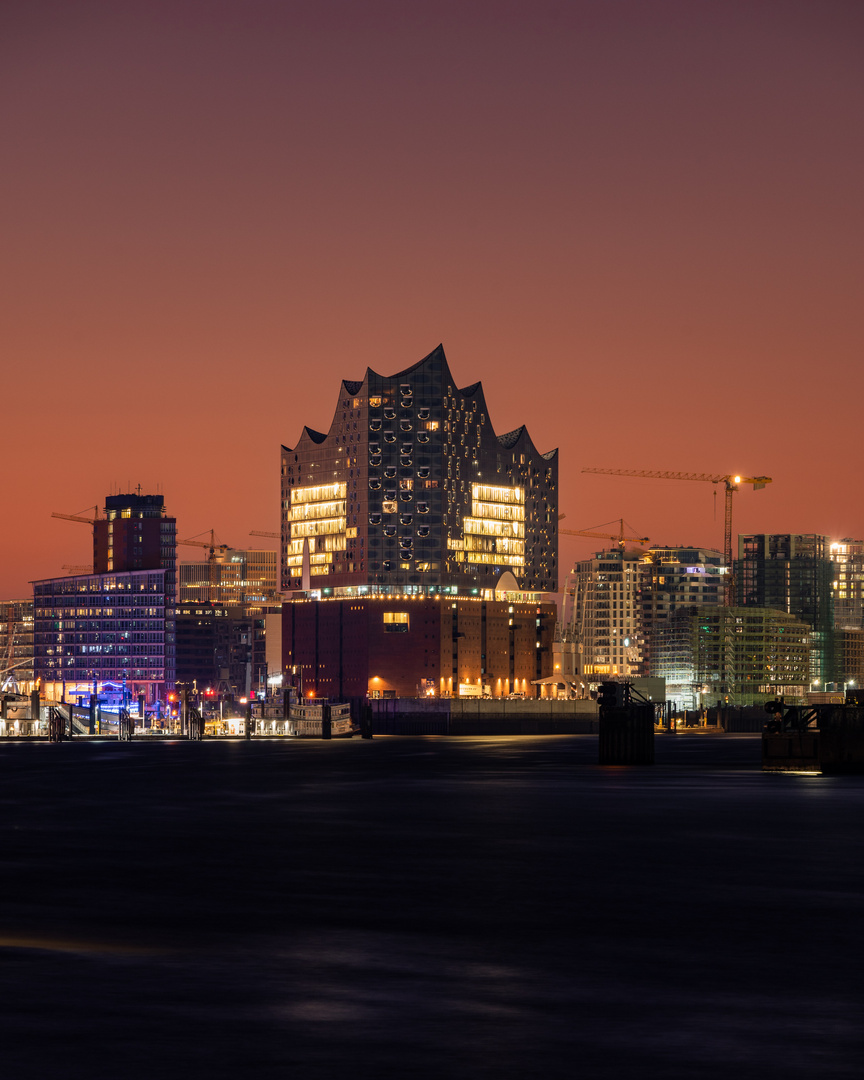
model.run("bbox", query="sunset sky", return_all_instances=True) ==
[3,0,863,598]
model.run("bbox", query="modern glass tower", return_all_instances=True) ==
[736,533,836,687]
[280,345,558,596]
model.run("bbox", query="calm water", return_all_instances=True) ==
[0,735,861,1078]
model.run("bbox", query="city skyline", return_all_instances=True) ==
[3,2,863,598]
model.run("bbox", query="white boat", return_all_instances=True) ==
[287,699,355,738]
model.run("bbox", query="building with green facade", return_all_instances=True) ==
[652,605,811,710]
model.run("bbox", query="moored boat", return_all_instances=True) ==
[287,699,355,738]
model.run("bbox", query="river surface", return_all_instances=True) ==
[0,734,861,1078]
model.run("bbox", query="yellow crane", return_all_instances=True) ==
[61,565,92,574]
[581,468,772,603]
[51,506,99,525]
[559,519,648,551]
[178,530,231,561]
[249,530,280,539]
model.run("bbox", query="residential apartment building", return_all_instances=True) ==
[830,538,864,630]
[652,605,811,710]
[642,546,724,673]
[569,548,648,679]
[736,534,836,687]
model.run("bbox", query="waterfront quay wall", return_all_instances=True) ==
[710,706,770,733]
[369,698,599,736]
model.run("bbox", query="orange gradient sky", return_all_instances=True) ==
[2,1,863,598]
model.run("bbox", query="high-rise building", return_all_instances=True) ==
[568,548,649,679]
[642,546,725,674]
[280,346,558,699]
[280,344,558,596]
[829,538,864,630]
[94,493,177,598]
[33,492,178,703]
[0,599,35,692]
[736,534,836,686]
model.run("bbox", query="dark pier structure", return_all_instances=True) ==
[762,696,864,773]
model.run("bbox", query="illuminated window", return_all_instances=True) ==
[383,612,409,632]
[383,500,397,513]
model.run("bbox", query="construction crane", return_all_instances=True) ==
[178,530,231,561]
[61,565,92,574]
[559,519,649,551]
[249,530,280,539]
[51,506,99,525]
[581,468,772,603]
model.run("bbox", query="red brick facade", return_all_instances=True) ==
[283,596,556,699]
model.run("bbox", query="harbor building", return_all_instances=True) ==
[280,345,558,698]
[283,592,556,700]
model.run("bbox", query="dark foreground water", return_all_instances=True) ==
[0,735,861,1079]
